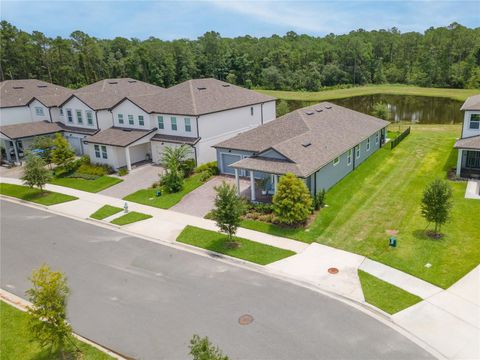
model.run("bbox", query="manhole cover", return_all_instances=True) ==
[328,267,339,274]
[238,314,254,325]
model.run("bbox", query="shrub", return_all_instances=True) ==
[195,161,218,175]
[180,158,196,177]
[118,168,129,176]
[254,202,273,214]
[199,170,212,182]
[51,133,75,169]
[313,189,326,210]
[66,172,99,180]
[76,163,107,176]
[161,169,183,193]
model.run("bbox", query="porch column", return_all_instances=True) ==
[234,168,240,196]
[456,149,463,177]
[125,146,132,171]
[4,140,12,162]
[250,171,256,201]
[13,140,20,164]
[273,174,278,194]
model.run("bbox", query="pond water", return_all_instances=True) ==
[285,94,464,124]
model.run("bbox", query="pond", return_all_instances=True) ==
[284,94,464,124]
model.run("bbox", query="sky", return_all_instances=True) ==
[1,0,479,40]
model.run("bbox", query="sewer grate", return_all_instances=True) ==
[328,267,339,274]
[238,314,254,325]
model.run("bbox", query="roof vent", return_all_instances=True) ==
[127,80,137,83]
[37,85,48,88]
[302,141,312,148]
[325,105,332,109]
[315,108,323,112]
[12,86,24,89]
[304,110,314,115]
[197,87,207,91]
[108,81,118,85]
[222,84,230,87]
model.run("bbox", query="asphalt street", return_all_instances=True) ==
[0,200,434,360]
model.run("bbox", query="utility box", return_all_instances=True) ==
[389,236,397,247]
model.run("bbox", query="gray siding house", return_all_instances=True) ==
[214,102,389,201]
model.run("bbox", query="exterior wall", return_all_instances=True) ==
[87,144,122,169]
[97,110,113,130]
[259,148,287,160]
[111,100,152,130]
[262,101,276,124]
[50,107,65,122]
[63,132,89,155]
[216,148,255,176]
[462,110,480,138]
[28,100,51,123]
[151,141,194,164]
[154,113,198,138]
[0,107,34,125]
[61,97,97,130]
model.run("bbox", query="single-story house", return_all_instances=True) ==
[214,102,389,201]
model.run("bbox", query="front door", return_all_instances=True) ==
[466,151,480,169]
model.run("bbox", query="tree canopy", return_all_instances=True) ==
[1,21,479,90]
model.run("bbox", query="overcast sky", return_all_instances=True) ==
[1,0,479,40]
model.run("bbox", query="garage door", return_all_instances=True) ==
[67,137,83,155]
[221,153,242,175]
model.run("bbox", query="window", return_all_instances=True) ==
[94,145,100,158]
[158,116,164,129]
[138,115,145,126]
[366,138,371,151]
[76,110,83,124]
[375,131,379,144]
[66,109,73,123]
[470,114,480,129]
[250,107,254,116]
[118,114,124,124]
[60,108,64,116]
[171,117,177,131]
[35,107,44,116]
[101,145,108,159]
[333,157,340,166]
[86,110,94,126]
[347,149,352,165]
[128,115,134,125]
[356,145,360,158]
[185,118,191,132]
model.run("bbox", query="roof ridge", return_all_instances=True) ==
[188,80,198,114]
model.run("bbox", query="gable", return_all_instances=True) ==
[258,148,288,160]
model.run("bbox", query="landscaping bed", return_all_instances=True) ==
[110,211,152,225]
[0,183,77,205]
[176,225,295,265]
[90,205,123,220]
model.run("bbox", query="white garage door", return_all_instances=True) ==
[67,137,83,155]
[221,153,242,175]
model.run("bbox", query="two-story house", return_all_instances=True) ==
[454,94,480,178]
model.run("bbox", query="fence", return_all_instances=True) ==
[390,126,411,150]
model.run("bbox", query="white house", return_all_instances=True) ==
[454,94,480,178]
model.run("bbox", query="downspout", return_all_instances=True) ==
[48,107,53,123]
[352,146,356,170]
[196,116,200,139]
[192,145,198,166]
[95,111,100,130]
[261,103,264,125]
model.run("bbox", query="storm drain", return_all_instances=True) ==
[328,267,339,274]
[238,314,254,325]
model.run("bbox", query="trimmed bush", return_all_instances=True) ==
[118,168,129,176]
[195,161,219,175]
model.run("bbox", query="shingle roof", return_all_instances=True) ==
[55,122,99,135]
[217,102,389,177]
[461,94,480,111]
[0,121,62,139]
[151,134,200,145]
[127,78,275,116]
[0,79,72,108]
[231,157,302,176]
[64,78,164,110]
[454,135,480,150]
[85,127,157,147]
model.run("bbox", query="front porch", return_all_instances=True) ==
[456,149,480,179]
[233,169,283,203]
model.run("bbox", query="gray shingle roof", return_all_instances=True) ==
[461,94,480,111]
[0,79,72,108]
[85,127,157,147]
[231,157,301,176]
[218,102,389,177]
[0,121,61,139]
[151,134,200,145]
[55,122,99,135]
[454,135,480,150]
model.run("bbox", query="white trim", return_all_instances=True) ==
[333,157,340,166]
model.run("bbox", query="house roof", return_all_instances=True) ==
[461,94,480,111]
[151,134,200,145]
[64,78,164,110]
[454,135,480,150]
[127,78,275,116]
[85,127,157,147]
[0,79,72,108]
[231,157,302,176]
[55,122,99,136]
[218,102,389,177]
[0,121,62,140]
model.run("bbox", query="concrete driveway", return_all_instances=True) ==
[171,175,250,217]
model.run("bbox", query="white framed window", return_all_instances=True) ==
[66,109,73,123]
[101,145,107,159]
[333,157,340,166]
[375,131,379,144]
[118,114,124,124]
[470,114,480,129]
[347,149,352,165]
[128,115,134,125]
[35,107,44,116]
[138,115,145,126]
[94,144,101,158]
[250,107,254,116]
[86,110,94,126]
[367,138,371,151]
[185,118,191,132]
[76,110,83,124]
[356,145,360,159]
[158,116,164,129]
[171,117,177,131]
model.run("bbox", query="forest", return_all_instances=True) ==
[1,21,479,90]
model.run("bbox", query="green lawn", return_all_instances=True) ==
[0,183,77,205]
[241,125,480,288]
[123,173,204,209]
[50,175,122,193]
[0,301,113,360]
[256,84,478,102]
[110,211,152,225]
[177,225,295,265]
[358,270,422,314]
[90,205,123,220]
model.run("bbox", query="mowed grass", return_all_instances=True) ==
[0,183,77,205]
[256,84,478,102]
[50,175,122,193]
[241,125,480,288]
[123,173,204,209]
[111,211,152,225]
[0,301,113,360]
[177,225,295,265]
[90,205,123,220]
[358,271,422,314]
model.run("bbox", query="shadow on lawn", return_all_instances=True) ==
[442,147,459,176]
[412,229,447,242]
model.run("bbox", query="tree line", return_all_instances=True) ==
[1,21,479,90]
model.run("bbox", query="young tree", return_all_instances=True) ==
[189,334,228,360]
[276,100,290,117]
[26,264,75,357]
[371,102,389,120]
[421,179,453,236]
[51,133,75,170]
[21,153,52,192]
[30,135,54,166]
[160,145,192,193]
[211,181,245,244]
[272,173,313,225]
